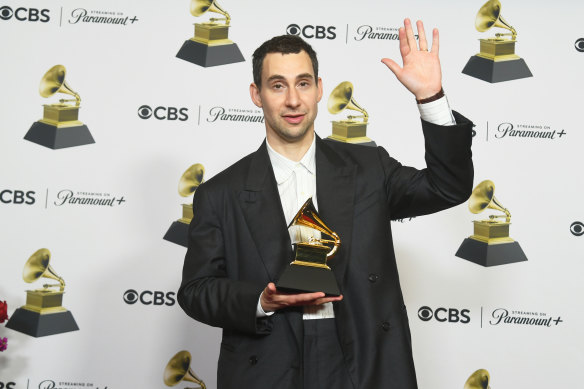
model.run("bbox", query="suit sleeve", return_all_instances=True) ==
[380,110,474,219]
[177,184,271,335]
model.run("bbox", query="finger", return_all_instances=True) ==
[416,20,428,51]
[431,28,439,55]
[381,58,402,78]
[265,282,277,296]
[398,27,409,57]
[404,18,417,51]
[314,295,344,305]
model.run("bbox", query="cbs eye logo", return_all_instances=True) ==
[418,306,470,324]
[123,289,176,306]
[0,6,50,22]
[286,23,336,40]
[137,105,188,121]
[570,221,584,236]
[575,38,584,53]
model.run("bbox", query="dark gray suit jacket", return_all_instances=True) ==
[178,112,474,388]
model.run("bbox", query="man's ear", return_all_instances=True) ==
[316,77,323,103]
[250,83,262,108]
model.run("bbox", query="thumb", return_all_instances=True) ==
[381,58,402,78]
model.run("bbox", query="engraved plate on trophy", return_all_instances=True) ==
[176,0,245,67]
[276,198,341,296]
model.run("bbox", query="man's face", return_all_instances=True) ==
[250,51,323,144]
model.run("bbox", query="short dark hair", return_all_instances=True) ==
[252,35,319,89]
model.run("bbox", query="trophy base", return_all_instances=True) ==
[163,221,189,248]
[6,307,79,337]
[462,55,532,83]
[24,121,95,149]
[176,39,244,67]
[455,238,528,267]
[327,136,377,147]
[276,264,340,297]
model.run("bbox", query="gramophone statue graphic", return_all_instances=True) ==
[164,350,207,389]
[24,65,95,149]
[176,0,244,67]
[276,198,341,296]
[163,163,205,247]
[6,248,79,337]
[327,81,376,147]
[464,369,491,389]
[456,180,527,267]
[462,0,532,83]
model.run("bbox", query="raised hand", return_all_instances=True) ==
[381,19,442,100]
[260,282,343,313]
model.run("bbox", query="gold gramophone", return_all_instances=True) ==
[455,180,527,267]
[327,81,376,147]
[5,248,79,337]
[176,0,244,67]
[164,163,205,247]
[462,0,532,82]
[164,350,206,389]
[464,369,491,389]
[24,65,95,149]
[276,198,341,296]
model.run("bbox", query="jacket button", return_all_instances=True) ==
[249,355,258,365]
[381,321,390,332]
[368,274,379,283]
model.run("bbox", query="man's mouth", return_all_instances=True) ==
[282,113,305,124]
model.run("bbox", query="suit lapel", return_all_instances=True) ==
[239,140,293,282]
[315,137,356,293]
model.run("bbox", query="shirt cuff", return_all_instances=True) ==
[417,95,456,126]
[256,292,275,318]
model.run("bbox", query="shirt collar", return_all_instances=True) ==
[266,135,316,185]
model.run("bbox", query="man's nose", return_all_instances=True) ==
[285,87,301,107]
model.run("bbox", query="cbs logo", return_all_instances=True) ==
[0,190,35,205]
[418,306,470,324]
[286,24,336,40]
[575,38,584,53]
[123,289,176,306]
[0,6,49,22]
[0,382,16,389]
[137,105,188,121]
[570,221,584,236]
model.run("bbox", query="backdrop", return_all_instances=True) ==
[1,0,582,388]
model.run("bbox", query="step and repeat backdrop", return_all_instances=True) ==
[1,0,582,388]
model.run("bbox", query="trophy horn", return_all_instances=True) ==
[178,163,205,197]
[163,350,207,389]
[475,0,517,39]
[39,65,81,106]
[190,0,231,25]
[327,81,369,123]
[468,180,511,222]
[289,198,341,259]
[22,248,65,291]
[464,369,491,389]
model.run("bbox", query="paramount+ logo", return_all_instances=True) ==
[418,306,470,324]
[123,289,176,306]
[286,23,336,40]
[138,105,188,121]
[0,6,49,22]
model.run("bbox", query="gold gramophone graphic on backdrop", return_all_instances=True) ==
[24,65,95,149]
[5,248,79,337]
[462,0,532,83]
[455,180,527,267]
[327,81,376,147]
[464,369,491,389]
[276,198,341,296]
[164,350,207,389]
[176,0,244,67]
[163,163,205,247]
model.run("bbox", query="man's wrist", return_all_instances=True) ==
[416,87,444,104]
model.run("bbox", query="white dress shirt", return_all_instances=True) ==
[256,96,455,320]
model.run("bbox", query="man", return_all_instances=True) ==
[178,19,474,389]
